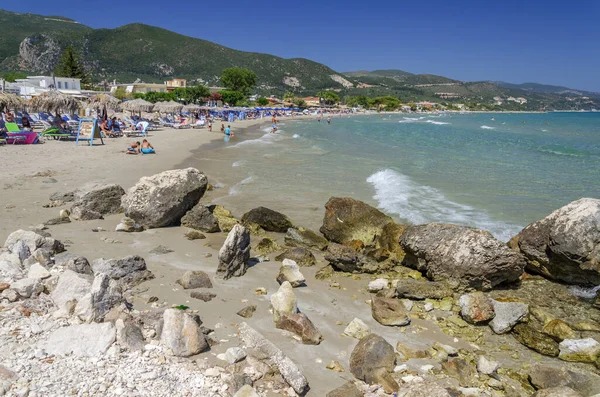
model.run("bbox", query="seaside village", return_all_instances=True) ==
[1,74,600,397]
[0,74,447,146]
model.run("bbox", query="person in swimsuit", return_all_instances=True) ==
[125,141,140,154]
[327,116,331,124]
[140,139,155,154]
[208,120,212,131]
[221,123,225,134]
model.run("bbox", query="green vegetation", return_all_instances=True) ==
[220,67,257,97]
[255,97,269,106]
[219,89,245,106]
[175,84,210,104]
[0,71,27,82]
[54,45,90,87]
[317,90,340,105]
[292,98,307,109]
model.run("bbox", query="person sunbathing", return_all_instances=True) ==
[125,141,140,154]
[140,139,155,154]
[100,119,116,137]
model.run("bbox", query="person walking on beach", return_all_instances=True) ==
[208,120,212,132]
[221,123,225,134]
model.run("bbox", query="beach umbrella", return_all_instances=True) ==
[0,93,25,111]
[28,90,80,114]
[88,93,121,110]
[182,104,202,113]
[153,100,183,113]
[120,98,154,113]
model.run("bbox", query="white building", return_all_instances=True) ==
[1,76,85,98]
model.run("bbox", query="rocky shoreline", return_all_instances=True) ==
[1,167,600,397]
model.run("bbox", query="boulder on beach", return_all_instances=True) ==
[512,323,559,357]
[121,168,208,228]
[181,203,220,233]
[275,247,316,267]
[511,198,600,285]
[489,299,528,334]
[44,323,116,357]
[254,237,280,256]
[558,338,600,363]
[276,313,323,345]
[371,296,410,326]
[270,281,298,322]
[241,206,294,232]
[324,243,380,273]
[349,333,398,393]
[529,363,600,396]
[217,224,251,279]
[177,270,213,289]
[238,322,309,395]
[160,308,208,357]
[326,382,362,397]
[320,197,394,245]
[91,255,154,288]
[208,205,239,232]
[276,259,306,287]
[344,318,371,340]
[284,227,328,250]
[4,229,64,256]
[458,292,495,324]
[395,278,454,300]
[532,387,583,397]
[71,182,125,216]
[375,222,408,262]
[400,223,526,290]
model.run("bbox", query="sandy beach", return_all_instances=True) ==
[1,116,599,397]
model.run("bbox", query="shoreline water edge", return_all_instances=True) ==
[1,113,600,397]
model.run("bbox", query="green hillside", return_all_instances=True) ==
[0,9,347,93]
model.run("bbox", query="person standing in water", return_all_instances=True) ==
[327,116,331,124]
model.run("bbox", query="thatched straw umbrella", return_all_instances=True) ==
[88,94,121,110]
[153,100,183,113]
[182,104,202,113]
[0,93,26,111]
[29,90,80,114]
[120,98,154,113]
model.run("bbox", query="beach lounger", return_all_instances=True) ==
[124,121,149,137]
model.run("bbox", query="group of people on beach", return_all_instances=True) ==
[125,139,155,155]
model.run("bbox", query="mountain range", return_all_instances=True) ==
[0,9,598,110]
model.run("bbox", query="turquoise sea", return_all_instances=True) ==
[208,112,600,242]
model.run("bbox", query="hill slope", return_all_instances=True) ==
[0,9,348,93]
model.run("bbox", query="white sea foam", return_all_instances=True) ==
[569,285,600,299]
[541,129,548,132]
[229,176,253,195]
[366,169,522,241]
[425,120,450,125]
[232,160,246,167]
[481,125,495,130]
[398,117,425,123]
[227,133,276,148]
[293,134,300,138]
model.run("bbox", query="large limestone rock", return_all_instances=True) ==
[458,292,495,324]
[4,229,64,256]
[324,243,379,273]
[208,205,239,232]
[51,270,93,317]
[121,168,208,228]
[91,255,154,288]
[375,223,408,262]
[116,319,145,351]
[276,313,323,345]
[349,334,398,393]
[0,251,24,282]
[489,299,528,334]
[44,323,116,357]
[177,270,213,289]
[181,203,220,232]
[160,309,208,357]
[217,224,251,279]
[270,281,298,322]
[233,385,260,397]
[326,382,362,397]
[532,387,582,397]
[395,279,454,300]
[76,274,124,323]
[512,198,600,285]
[512,323,559,356]
[276,259,306,287]
[275,247,316,267]
[558,338,600,362]
[542,319,577,341]
[238,322,309,395]
[11,278,43,298]
[529,364,600,396]
[401,223,526,290]
[320,197,393,245]
[284,227,328,250]
[344,318,371,340]
[71,182,125,216]
[241,207,293,232]
[371,296,410,326]
[400,382,452,397]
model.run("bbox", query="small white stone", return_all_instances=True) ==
[424,302,434,312]
[477,355,499,375]
[394,364,408,373]
[367,278,389,292]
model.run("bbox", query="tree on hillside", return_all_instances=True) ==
[174,85,210,104]
[292,98,307,109]
[54,46,90,87]
[219,90,245,106]
[283,92,295,102]
[220,68,257,97]
[345,95,369,108]
[317,90,340,106]
[256,97,269,106]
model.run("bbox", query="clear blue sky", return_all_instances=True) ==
[5,0,600,91]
